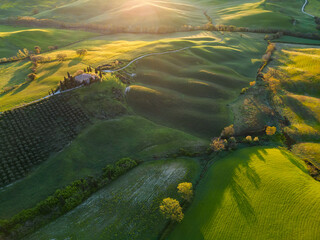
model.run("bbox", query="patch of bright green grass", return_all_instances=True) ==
[0,115,205,218]
[169,147,320,240]
[25,158,201,240]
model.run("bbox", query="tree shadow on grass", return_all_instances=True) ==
[36,62,63,83]
[68,57,83,67]
[230,178,257,224]
[279,149,307,173]
[175,148,265,238]
[11,80,32,95]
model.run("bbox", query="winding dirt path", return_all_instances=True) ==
[302,0,314,17]
[103,36,224,74]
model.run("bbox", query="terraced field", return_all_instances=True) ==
[25,158,201,240]
[168,147,320,240]
[127,32,266,137]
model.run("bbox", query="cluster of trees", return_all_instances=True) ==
[0,158,138,239]
[60,68,102,91]
[210,125,277,153]
[159,182,193,222]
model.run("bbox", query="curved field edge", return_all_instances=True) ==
[168,147,320,240]
[24,158,201,240]
[0,115,206,219]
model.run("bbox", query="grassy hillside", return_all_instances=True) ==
[127,32,266,138]
[292,143,320,168]
[1,0,314,32]
[35,0,206,29]
[1,31,212,111]
[205,0,316,32]
[0,25,98,58]
[0,0,76,18]
[25,158,200,240]
[0,115,205,218]
[169,147,320,240]
[265,45,320,142]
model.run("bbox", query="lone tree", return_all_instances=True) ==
[34,46,41,54]
[266,126,276,136]
[56,53,67,61]
[221,124,235,138]
[210,137,227,152]
[76,49,88,56]
[177,182,193,202]
[159,198,184,222]
[27,73,37,81]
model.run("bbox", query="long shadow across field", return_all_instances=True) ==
[177,147,269,238]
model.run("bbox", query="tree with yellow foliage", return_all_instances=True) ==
[159,198,184,222]
[177,182,193,202]
[266,126,276,136]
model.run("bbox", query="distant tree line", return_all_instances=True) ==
[0,158,138,239]
[2,16,320,40]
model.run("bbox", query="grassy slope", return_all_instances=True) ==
[0,115,205,219]
[2,0,314,31]
[0,31,217,111]
[292,143,320,168]
[127,32,266,138]
[269,45,320,142]
[25,158,200,240]
[0,25,98,58]
[169,147,320,240]
[34,0,206,28]
[205,0,315,32]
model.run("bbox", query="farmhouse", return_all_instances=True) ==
[74,73,99,84]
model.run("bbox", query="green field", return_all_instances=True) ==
[0,115,205,218]
[0,25,98,58]
[169,147,320,240]
[25,158,200,240]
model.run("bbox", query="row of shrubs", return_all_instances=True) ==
[1,16,320,40]
[0,158,138,239]
[209,125,278,153]
[0,46,58,65]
